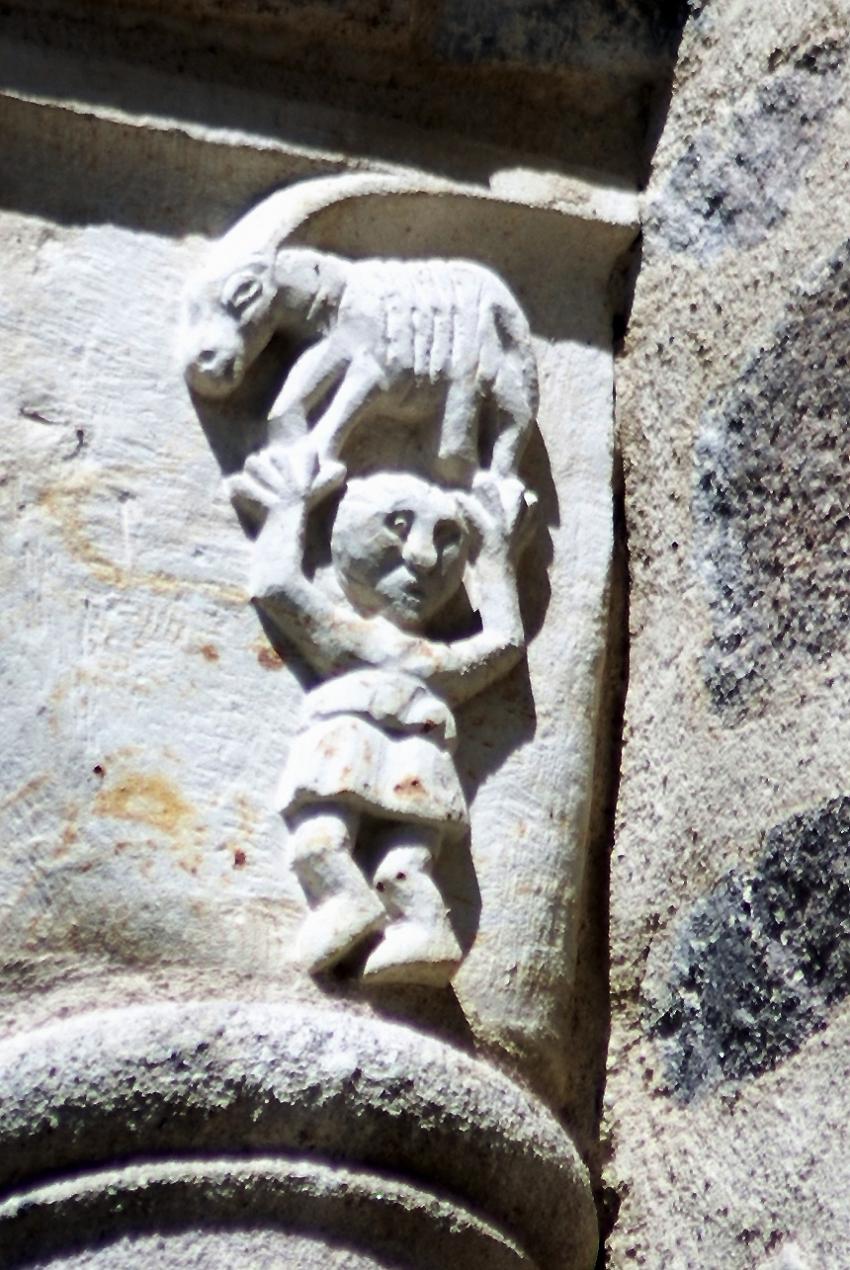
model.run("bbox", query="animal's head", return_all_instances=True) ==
[181,256,278,399]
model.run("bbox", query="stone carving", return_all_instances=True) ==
[183,242,538,500]
[181,192,539,985]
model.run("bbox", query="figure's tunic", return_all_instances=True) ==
[277,668,469,832]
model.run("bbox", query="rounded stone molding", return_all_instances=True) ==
[0,1001,597,1269]
[1,1159,530,1269]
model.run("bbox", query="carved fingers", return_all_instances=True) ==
[462,472,539,561]
[226,440,347,519]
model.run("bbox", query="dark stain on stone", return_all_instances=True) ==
[694,242,850,717]
[649,42,844,257]
[434,0,686,71]
[649,797,850,1101]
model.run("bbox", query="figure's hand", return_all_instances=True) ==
[462,472,539,563]
[226,443,313,513]
[225,437,347,519]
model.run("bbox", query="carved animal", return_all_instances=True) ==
[183,245,539,485]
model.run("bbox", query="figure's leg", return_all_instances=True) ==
[362,825,462,987]
[288,804,386,974]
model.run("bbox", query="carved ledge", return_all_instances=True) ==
[0,1002,598,1269]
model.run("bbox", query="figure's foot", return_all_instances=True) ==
[363,843,462,986]
[298,889,386,975]
[362,918,462,986]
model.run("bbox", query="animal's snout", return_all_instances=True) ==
[197,348,227,371]
[184,343,242,398]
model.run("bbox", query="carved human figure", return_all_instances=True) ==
[243,447,535,982]
[182,246,539,494]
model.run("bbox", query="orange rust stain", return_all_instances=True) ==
[256,645,284,671]
[35,474,244,607]
[95,769,194,836]
[0,774,48,813]
[199,643,219,662]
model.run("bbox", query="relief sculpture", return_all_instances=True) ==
[181,188,540,987]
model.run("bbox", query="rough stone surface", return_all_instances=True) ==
[0,0,684,180]
[608,0,850,1265]
[695,243,850,718]
[0,1001,595,1269]
[648,797,850,1099]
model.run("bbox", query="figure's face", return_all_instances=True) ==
[331,474,469,630]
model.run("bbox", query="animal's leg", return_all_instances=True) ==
[436,378,480,488]
[488,356,536,478]
[362,824,462,986]
[307,353,387,466]
[266,337,350,445]
[287,804,386,974]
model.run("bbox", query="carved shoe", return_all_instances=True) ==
[297,890,386,975]
[362,917,462,986]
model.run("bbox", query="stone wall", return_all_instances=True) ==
[608,1,850,1265]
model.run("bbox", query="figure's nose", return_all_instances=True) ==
[403,528,438,572]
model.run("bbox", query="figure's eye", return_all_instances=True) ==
[223,276,263,316]
[434,519,462,552]
[385,511,412,539]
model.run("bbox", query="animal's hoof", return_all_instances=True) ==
[314,457,348,497]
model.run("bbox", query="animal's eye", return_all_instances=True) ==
[385,511,412,539]
[223,276,263,316]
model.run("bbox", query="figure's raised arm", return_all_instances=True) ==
[398,473,537,706]
[246,448,418,678]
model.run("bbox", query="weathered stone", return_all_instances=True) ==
[649,796,850,1098]
[695,243,850,717]
[0,1002,596,1268]
[649,43,845,259]
[608,0,850,1265]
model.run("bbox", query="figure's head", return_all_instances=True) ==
[330,473,470,630]
[182,255,278,399]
